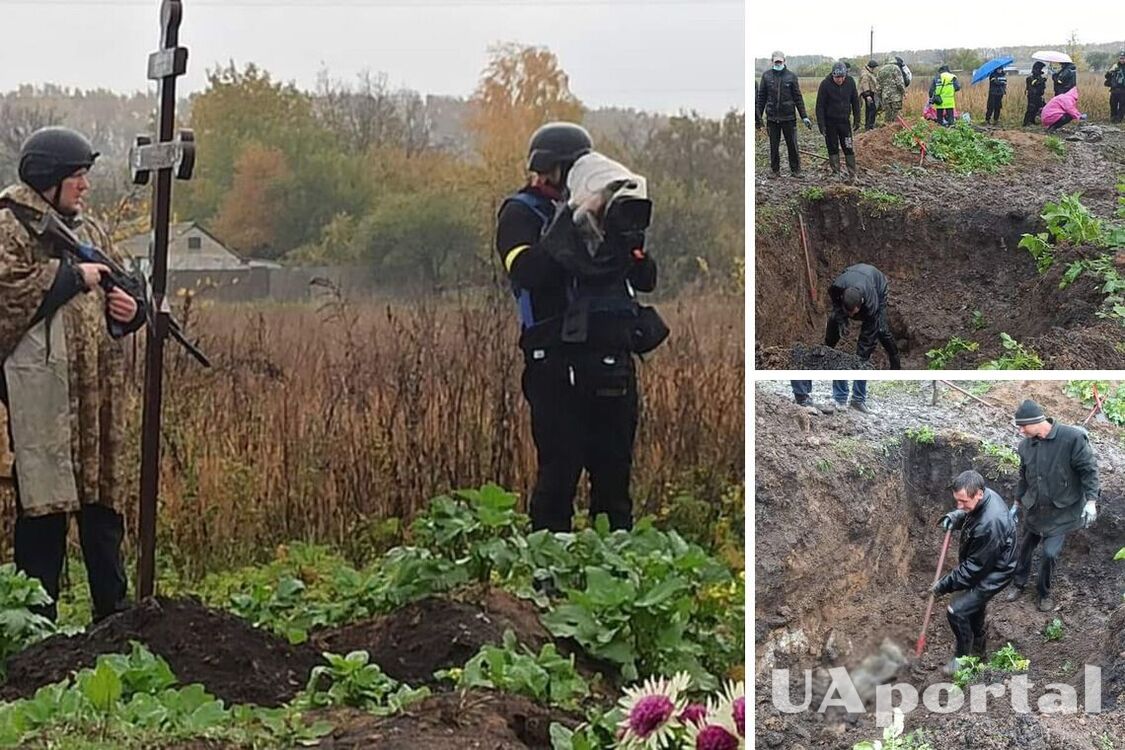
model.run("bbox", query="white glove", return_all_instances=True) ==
[1081,500,1097,527]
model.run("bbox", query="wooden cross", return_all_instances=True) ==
[131,0,196,600]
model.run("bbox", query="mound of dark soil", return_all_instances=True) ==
[1,597,323,707]
[312,690,580,749]
[756,343,873,370]
[313,590,551,686]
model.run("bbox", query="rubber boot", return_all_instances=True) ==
[845,153,857,182]
[971,635,987,659]
[1003,585,1024,603]
[828,153,841,175]
[941,656,962,676]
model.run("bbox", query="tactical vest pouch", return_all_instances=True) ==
[631,305,669,354]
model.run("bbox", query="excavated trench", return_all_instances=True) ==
[755,190,1122,370]
[754,395,1125,749]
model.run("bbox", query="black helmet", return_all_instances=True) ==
[18,127,99,193]
[527,122,592,173]
[867,59,879,69]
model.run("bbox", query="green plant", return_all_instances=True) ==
[925,337,979,369]
[905,426,936,445]
[989,643,1030,672]
[815,458,834,474]
[300,651,428,715]
[980,333,1043,370]
[801,186,826,201]
[860,189,904,209]
[439,630,589,709]
[853,464,876,480]
[1043,617,1064,642]
[970,310,986,330]
[0,564,56,669]
[1065,381,1125,426]
[1097,731,1116,750]
[0,643,334,748]
[853,708,933,750]
[1018,232,1055,272]
[1043,135,1066,156]
[892,120,1013,174]
[980,441,1019,471]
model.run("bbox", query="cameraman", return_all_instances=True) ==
[0,127,143,622]
[495,123,661,533]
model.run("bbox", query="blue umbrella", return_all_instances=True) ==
[971,56,1015,85]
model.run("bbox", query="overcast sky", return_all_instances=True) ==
[752,1,1116,61]
[0,0,743,116]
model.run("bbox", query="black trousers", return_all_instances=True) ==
[862,95,878,130]
[1047,113,1075,132]
[1111,90,1125,123]
[1024,96,1044,126]
[1013,525,1067,598]
[767,120,800,174]
[522,348,638,533]
[13,486,128,622]
[947,586,1003,657]
[823,119,854,156]
[825,301,900,368]
[985,93,1004,123]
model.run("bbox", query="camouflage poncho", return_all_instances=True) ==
[0,183,134,516]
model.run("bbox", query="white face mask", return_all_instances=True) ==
[773,63,784,71]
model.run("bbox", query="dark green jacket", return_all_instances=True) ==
[1016,420,1099,536]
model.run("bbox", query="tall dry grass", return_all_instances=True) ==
[9,288,739,576]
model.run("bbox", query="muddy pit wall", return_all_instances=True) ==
[755,427,1021,679]
[755,191,1107,366]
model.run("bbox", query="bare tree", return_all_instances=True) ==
[0,101,60,184]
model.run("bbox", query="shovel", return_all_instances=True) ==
[914,528,953,658]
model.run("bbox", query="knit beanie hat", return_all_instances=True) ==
[1013,399,1046,426]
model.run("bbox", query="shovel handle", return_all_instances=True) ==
[915,529,953,658]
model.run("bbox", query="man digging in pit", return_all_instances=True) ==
[1004,399,1100,613]
[824,262,901,370]
[928,470,1017,676]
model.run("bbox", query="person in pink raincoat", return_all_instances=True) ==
[1041,87,1086,131]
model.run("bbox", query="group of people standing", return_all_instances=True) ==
[756,50,1125,178]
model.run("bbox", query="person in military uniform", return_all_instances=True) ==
[928,470,1017,676]
[1105,50,1125,124]
[0,127,144,622]
[494,123,661,533]
[876,56,906,125]
[824,262,901,369]
[1023,61,1049,126]
[1004,399,1100,613]
[858,59,880,131]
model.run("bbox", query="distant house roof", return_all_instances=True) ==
[119,221,247,271]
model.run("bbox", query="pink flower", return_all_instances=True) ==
[732,696,744,736]
[680,703,709,726]
[694,724,740,750]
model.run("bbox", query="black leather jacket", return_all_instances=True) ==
[934,488,1017,596]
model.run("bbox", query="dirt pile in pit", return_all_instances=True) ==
[754,188,1119,369]
[312,590,552,686]
[754,384,1125,748]
[313,690,579,749]
[755,344,873,370]
[852,126,1056,175]
[1,597,323,706]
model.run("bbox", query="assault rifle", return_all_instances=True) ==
[1,198,209,366]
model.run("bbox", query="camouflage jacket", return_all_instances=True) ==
[876,62,906,103]
[0,183,135,516]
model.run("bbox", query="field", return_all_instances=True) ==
[754,380,1125,749]
[754,102,1125,370]
[0,291,745,749]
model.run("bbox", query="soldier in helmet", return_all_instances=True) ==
[0,127,145,622]
[494,122,659,533]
